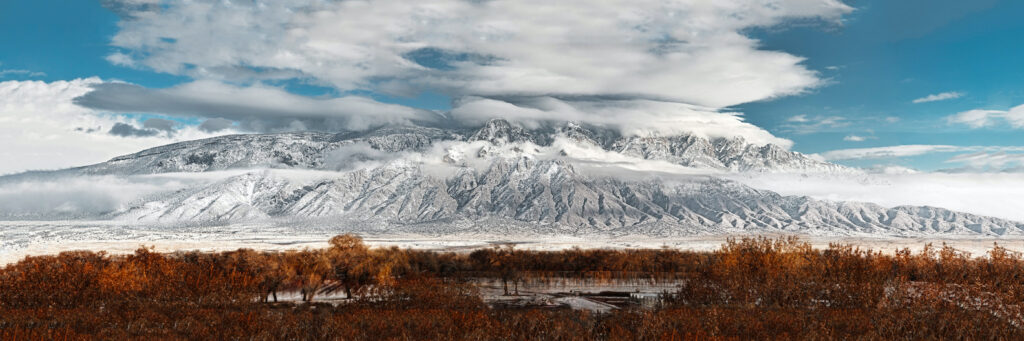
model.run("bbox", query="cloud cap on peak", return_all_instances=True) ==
[84,0,861,148]
[0,78,238,175]
[451,97,794,148]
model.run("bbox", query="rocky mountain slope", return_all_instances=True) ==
[5,119,1021,237]
[115,157,1022,237]
[78,119,847,175]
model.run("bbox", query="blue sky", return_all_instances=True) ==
[740,0,1024,170]
[0,1,181,86]
[1,0,1022,172]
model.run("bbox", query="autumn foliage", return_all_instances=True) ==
[1,235,1024,339]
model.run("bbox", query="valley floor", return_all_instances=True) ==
[5,220,1024,265]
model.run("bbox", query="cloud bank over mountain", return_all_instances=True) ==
[71,0,853,146]
[0,78,235,174]
[74,81,440,132]
[1,123,1021,237]
[0,0,860,175]
[101,0,850,106]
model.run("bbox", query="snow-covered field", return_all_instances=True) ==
[6,220,1024,265]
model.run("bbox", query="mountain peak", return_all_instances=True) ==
[75,119,851,175]
[469,119,533,144]
[109,160,1022,237]
[4,119,1019,238]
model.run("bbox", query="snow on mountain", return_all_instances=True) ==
[80,126,460,174]
[113,157,1023,237]
[5,119,1020,238]
[77,119,850,175]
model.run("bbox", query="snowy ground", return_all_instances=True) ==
[5,220,1024,265]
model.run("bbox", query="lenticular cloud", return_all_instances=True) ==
[100,0,851,133]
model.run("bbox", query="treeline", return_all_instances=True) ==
[2,236,1024,339]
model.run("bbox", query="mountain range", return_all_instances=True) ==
[79,119,847,175]
[3,119,1022,237]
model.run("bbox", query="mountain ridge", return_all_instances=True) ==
[4,119,1020,238]
[111,157,1023,237]
[79,119,849,175]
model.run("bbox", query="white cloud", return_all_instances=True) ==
[947,104,1024,129]
[2,0,857,175]
[818,144,1024,160]
[0,173,204,219]
[842,134,876,142]
[787,114,810,122]
[866,165,919,174]
[100,0,161,18]
[0,79,239,175]
[323,142,407,171]
[106,0,852,107]
[912,91,963,104]
[731,172,1024,222]
[450,97,793,147]
[0,170,271,220]
[945,152,1024,169]
[74,80,438,131]
[0,69,46,78]
[101,0,852,134]
[819,145,958,160]
[105,52,136,67]
[779,115,849,133]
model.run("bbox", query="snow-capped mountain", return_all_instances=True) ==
[77,119,848,175]
[80,126,460,174]
[116,158,1022,237]
[4,119,1021,237]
